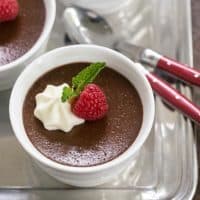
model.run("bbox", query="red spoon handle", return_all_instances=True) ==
[146,72,200,124]
[157,56,200,86]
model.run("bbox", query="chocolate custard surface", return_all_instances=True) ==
[0,0,45,66]
[23,63,143,167]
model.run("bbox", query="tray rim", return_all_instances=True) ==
[179,0,198,198]
[0,0,198,199]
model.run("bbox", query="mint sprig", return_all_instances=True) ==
[61,62,106,102]
[61,86,76,102]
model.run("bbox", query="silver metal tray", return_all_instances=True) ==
[0,0,197,199]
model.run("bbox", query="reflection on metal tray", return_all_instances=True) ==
[0,0,197,199]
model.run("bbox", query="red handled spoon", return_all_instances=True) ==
[63,6,200,125]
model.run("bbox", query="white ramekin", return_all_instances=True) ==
[9,45,155,187]
[0,0,56,91]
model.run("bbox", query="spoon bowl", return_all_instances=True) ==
[63,6,115,47]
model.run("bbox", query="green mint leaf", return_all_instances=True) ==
[61,62,106,102]
[61,86,76,102]
[72,62,106,94]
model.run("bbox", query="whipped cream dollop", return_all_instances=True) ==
[34,83,85,133]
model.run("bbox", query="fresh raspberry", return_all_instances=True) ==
[73,84,108,121]
[0,0,19,22]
